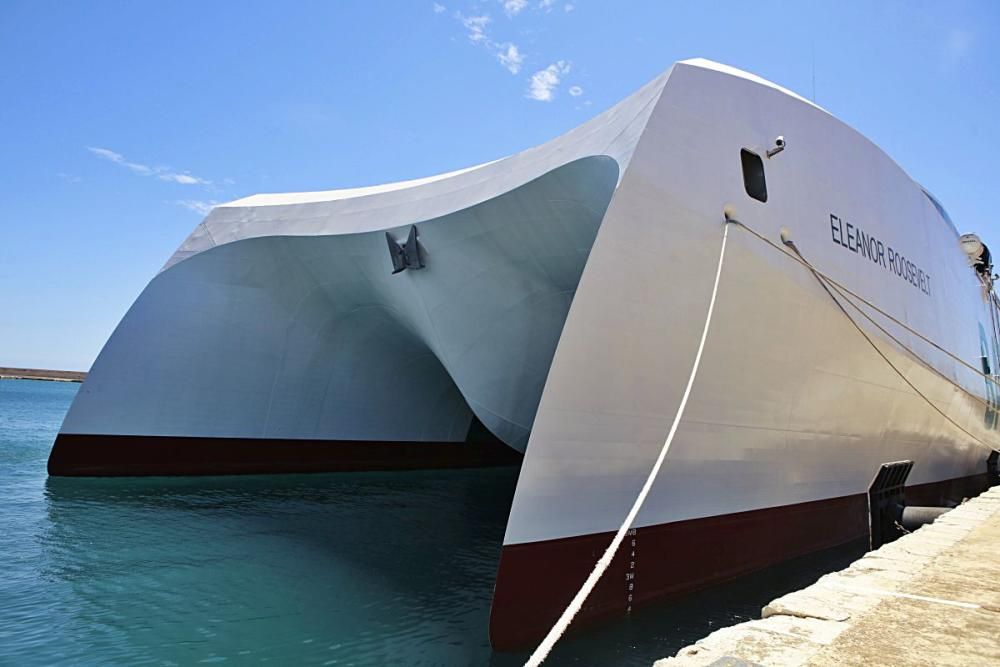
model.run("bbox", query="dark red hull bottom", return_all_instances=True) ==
[47,433,522,476]
[488,472,991,651]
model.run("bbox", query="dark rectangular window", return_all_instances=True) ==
[741,149,767,203]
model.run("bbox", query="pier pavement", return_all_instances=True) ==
[655,485,1000,667]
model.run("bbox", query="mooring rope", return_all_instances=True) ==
[778,235,995,451]
[730,220,1000,391]
[524,221,732,667]
[825,276,998,414]
[526,216,998,665]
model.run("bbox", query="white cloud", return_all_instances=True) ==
[527,61,570,101]
[87,146,211,186]
[175,200,218,215]
[564,3,574,12]
[159,172,209,185]
[433,2,446,13]
[87,146,152,175]
[87,147,124,162]
[503,0,527,16]
[455,12,524,75]
[57,172,82,183]
[538,0,556,11]
[497,43,524,74]
[568,85,583,96]
[461,14,491,42]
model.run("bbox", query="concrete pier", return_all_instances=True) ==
[655,486,1000,667]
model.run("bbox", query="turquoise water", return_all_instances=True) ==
[1,379,863,665]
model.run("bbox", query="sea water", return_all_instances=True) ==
[0,379,863,665]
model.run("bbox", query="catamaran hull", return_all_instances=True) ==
[487,61,996,648]
[50,59,998,650]
[490,473,989,649]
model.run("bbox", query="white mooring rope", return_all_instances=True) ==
[524,221,732,666]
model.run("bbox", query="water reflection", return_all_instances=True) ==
[39,468,519,666]
[39,470,864,666]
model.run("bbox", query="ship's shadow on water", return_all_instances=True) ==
[40,469,864,666]
[41,467,520,665]
[43,466,518,595]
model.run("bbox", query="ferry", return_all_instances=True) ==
[49,59,999,649]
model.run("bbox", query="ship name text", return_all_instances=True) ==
[829,214,931,296]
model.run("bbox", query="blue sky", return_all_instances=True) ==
[1,1,997,370]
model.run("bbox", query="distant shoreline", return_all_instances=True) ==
[0,367,87,383]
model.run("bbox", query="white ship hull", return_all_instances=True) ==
[50,60,998,649]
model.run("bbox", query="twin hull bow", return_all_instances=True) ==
[50,59,997,649]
